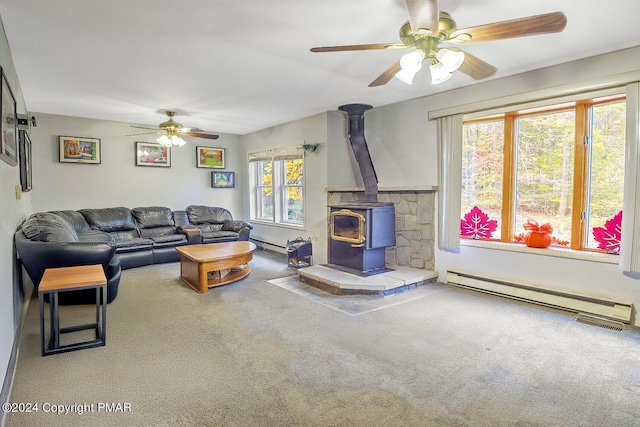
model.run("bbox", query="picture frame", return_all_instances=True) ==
[136,141,171,167]
[59,136,101,164]
[196,146,225,169]
[0,67,18,166]
[18,130,32,192]
[211,171,235,188]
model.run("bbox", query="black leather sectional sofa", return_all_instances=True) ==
[15,205,252,305]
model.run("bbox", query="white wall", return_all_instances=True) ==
[0,16,30,403]
[30,113,243,215]
[240,112,329,262]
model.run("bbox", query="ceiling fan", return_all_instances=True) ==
[127,111,219,147]
[310,0,567,86]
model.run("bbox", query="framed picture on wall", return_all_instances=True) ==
[19,130,32,192]
[211,171,235,188]
[136,141,171,167]
[196,146,225,169]
[59,136,101,164]
[0,67,18,166]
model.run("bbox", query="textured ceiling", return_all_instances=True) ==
[1,1,639,135]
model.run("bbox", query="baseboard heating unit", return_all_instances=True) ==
[446,270,633,323]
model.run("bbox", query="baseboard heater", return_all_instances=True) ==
[249,238,286,253]
[446,270,633,323]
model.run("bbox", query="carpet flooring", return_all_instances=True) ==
[4,249,640,426]
[268,275,436,316]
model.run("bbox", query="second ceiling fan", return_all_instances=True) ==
[128,111,219,147]
[311,0,567,86]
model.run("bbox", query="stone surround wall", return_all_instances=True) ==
[327,189,436,271]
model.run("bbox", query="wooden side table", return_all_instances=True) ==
[38,265,107,356]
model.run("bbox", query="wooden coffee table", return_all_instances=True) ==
[176,241,257,293]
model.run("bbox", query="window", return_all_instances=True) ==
[461,94,626,252]
[249,147,304,226]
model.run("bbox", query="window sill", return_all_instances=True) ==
[250,219,304,230]
[460,239,619,264]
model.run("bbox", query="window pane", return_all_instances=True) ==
[586,100,626,250]
[515,111,575,243]
[259,161,272,186]
[258,188,273,220]
[285,159,303,185]
[461,120,504,239]
[284,186,303,223]
[283,158,303,223]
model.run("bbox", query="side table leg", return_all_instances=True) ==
[51,292,60,349]
[101,285,107,345]
[39,292,46,356]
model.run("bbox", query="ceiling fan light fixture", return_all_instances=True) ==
[436,48,465,72]
[156,134,187,147]
[172,136,187,147]
[399,49,425,73]
[429,62,452,85]
[157,135,172,146]
[394,68,418,85]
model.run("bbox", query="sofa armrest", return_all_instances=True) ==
[177,226,202,245]
[222,220,253,232]
[15,239,117,286]
[221,220,252,241]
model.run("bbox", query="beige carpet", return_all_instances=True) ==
[5,250,640,426]
[268,275,436,316]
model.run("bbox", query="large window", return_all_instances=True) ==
[461,94,626,252]
[249,147,304,226]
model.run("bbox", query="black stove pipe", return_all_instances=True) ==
[338,103,378,202]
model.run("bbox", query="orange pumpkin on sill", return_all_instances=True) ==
[523,219,553,248]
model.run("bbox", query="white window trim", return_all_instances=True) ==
[248,146,305,228]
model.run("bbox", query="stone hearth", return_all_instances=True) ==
[297,264,438,297]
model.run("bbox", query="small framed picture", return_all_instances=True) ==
[136,141,171,167]
[59,136,101,164]
[211,171,235,188]
[0,67,18,166]
[19,130,32,192]
[196,146,225,168]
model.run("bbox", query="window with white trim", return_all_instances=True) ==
[249,147,304,226]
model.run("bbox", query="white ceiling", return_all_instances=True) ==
[0,0,639,135]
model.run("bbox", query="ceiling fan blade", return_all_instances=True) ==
[451,48,497,80]
[311,43,407,52]
[403,0,439,33]
[450,12,567,44]
[185,131,219,140]
[369,60,403,87]
[124,131,159,137]
[130,125,159,131]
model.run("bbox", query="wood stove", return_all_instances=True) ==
[329,203,395,273]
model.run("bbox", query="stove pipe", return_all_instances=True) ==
[338,103,378,202]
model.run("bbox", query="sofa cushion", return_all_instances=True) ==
[21,212,79,243]
[132,206,174,229]
[80,207,138,234]
[50,210,92,233]
[186,205,233,225]
[201,230,239,240]
[151,234,187,244]
[114,238,154,253]
[198,223,224,233]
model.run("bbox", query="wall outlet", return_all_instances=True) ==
[15,184,21,200]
